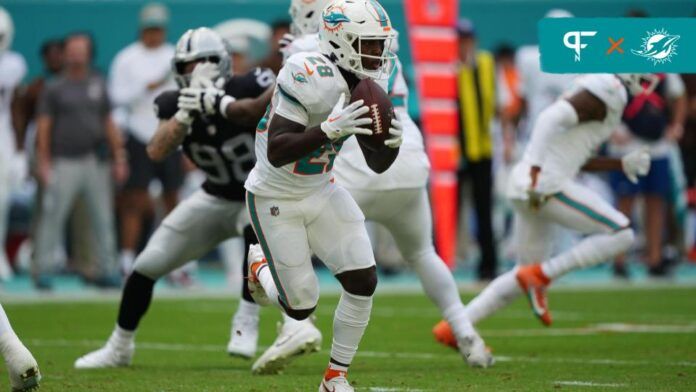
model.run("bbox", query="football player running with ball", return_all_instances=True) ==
[434,74,653,343]
[74,27,274,369]
[243,1,403,390]
[237,0,492,375]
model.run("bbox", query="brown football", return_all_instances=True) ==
[350,78,395,151]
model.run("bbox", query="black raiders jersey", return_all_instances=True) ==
[154,67,274,201]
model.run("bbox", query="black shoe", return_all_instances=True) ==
[34,275,54,291]
[647,263,669,278]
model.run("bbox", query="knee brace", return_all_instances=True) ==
[336,266,378,297]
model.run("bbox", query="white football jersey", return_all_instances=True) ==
[334,58,430,190]
[0,51,26,158]
[508,73,628,198]
[245,51,351,198]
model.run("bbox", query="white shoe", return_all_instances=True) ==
[319,374,353,392]
[74,333,134,369]
[247,244,271,306]
[1,334,41,392]
[457,331,494,368]
[252,317,322,375]
[227,313,259,359]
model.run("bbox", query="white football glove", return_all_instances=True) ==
[384,114,403,148]
[320,93,373,141]
[190,62,220,89]
[179,87,236,117]
[621,147,651,184]
[278,33,295,58]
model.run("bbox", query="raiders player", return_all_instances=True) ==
[74,27,273,369]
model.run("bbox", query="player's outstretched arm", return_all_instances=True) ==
[147,118,189,162]
[222,87,274,127]
[266,115,330,168]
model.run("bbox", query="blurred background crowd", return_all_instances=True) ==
[0,0,695,293]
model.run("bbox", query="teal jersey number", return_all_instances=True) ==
[306,56,334,78]
[293,138,346,175]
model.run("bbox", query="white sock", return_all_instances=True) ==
[330,291,372,366]
[0,304,18,360]
[443,303,476,339]
[0,304,14,337]
[541,228,634,279]
[282,312,301,326]
[235,299,260,319]
[410,249,465,320]
[464,269,522,324]
[110,325,135,348]
[256,264,281,308]
[120,250,135,274]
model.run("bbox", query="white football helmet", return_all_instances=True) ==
[172,27,231,87]
[289,0,331,36]
[0,7,14,53]
[617,73,659,96]
[318,0,396,79]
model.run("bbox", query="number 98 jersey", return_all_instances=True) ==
[154,67,275,201]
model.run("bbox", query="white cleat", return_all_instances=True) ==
[227,313,259,359]
[319,375,353,392]
[457,331,495,368]
[247,244,271,306]
[1,334,41,392]
[252,317,322,375]
[74,335,134,369]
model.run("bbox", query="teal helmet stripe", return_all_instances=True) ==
[368,0,389,28]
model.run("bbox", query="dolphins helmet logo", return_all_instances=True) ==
[632,28,680,65]
[323,5,350,32]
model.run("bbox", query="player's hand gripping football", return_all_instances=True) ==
[320,93,373,141]
[621,147,651,184]
[527,165,548,211]
[384,113,403,148]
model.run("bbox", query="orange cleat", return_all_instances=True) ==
[432,320,458,350]
[516,263,552,326]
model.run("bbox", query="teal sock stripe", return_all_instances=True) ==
[553,192,623,231]
[246,191,290,307]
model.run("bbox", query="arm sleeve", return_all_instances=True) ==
[273,60,310,126]
[524,99,579,167]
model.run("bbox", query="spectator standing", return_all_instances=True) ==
[33,33,127,290]
[109,3,179,273]
[455,19,498,280]
[610,73,687,277]
[0,7,27,281]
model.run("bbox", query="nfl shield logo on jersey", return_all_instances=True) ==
[270,206,280,217]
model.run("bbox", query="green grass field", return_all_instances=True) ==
[3,286,695,391]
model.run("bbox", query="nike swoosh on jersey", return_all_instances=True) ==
[304,62,315,76]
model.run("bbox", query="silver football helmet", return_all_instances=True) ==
[172,27,231,87]
[0,7,14,53]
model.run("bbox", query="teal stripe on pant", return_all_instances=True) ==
[245,191,290,307]
[553,192,623,231]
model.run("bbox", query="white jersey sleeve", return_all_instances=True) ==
[275,52,346,128]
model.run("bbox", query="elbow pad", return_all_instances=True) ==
[526,99,579,166]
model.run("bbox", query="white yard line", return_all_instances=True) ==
[554,381,628,388]
[29,338,696,368]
